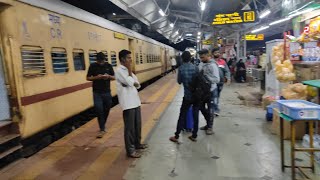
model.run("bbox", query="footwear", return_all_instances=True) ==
[128,151,141,158]
[200,126,208,130]
[188,136,197,142]
[96,130,106,138]
[214,112,220,117]
[136,144,148,149]
[205,128,214,135]
[169,136,179,143]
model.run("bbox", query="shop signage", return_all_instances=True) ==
[212,10,256,25]
[243,34,265,41]
[114,32,126,40]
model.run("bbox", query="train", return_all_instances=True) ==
[0,0,177,139]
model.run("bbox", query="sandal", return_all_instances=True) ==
[128,151,141,158]
[188,136,197,142]
[169,136,179,143]
[136,144,148,149]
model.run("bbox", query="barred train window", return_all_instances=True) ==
[73,49,85,71]
[135,53,139,64]
[89,50,97,64]
[21,46,46,77]
[110,51,117,67]
[139,51,143,64]
[101,51,109,63]
[51,48,68,74]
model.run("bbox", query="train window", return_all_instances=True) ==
[89,50,97,64]
[73,49,85,71]
[146,54,149,63]
[101,51,109,63]
[51,48,68,74]
[139,51,143,64]
[110,51,117,67]
[135,53,139,64]
[21,46,46,77]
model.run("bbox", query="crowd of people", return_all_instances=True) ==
[86,48,247,158]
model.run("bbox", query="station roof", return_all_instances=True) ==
[61,0,316,50]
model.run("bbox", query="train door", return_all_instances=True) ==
[164,49,168,73]
[128,38,135,72]
[0,50,10,121]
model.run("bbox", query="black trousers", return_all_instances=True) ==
[175,98,200,138]
[123,106,142,155]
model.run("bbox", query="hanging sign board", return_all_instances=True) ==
[114,32,126,40]
[212,10,256,25]
[243,34,265,41]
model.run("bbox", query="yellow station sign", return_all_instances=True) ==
[114,32,126,40]
[243,34,264,41]
[212,11,256,25]
[202,39,213,45]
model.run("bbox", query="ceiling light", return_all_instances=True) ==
[159,9,165,16]
[269,17,291,26]
[186,33,193,36]
[289,1,315,15]
[197,36,201,39]
[178,35,182,38]
[259,9,271,19]
[288,8,313,18]
[200,2,206,11]
[197,40,200,43]
[169,23,174,28]
[175,31,179,35]
[251,26,270,33]
[112,13,116,16]
[181,38,184,41]
[198,32,201,35]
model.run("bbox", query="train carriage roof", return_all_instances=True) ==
[17,0,175,50]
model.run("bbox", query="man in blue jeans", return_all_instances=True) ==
[87,52,115,138]
[212,49,231,116]
[170,51,200,142]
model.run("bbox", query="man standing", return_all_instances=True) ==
[86,52,115,138]
[212,48,231,116]
[198,49,220,135]
[170,56,177,74]
[116,50,148,158]
[169,51,200,143]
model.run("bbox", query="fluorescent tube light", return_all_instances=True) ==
[159,9,165,16]
[169,23,174,28]
[200,2,206,11]
[269,17,291,26]
[289,8,313,18]
[251,26,270,33]
[259,10,271,19]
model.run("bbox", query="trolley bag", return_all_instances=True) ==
[185,106,194,130]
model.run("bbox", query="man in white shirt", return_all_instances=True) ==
[170,56,177,74]
[115,50,148,158]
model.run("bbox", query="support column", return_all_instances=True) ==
[236,31,240,60]
[244,32,247,58]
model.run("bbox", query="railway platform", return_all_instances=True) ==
[1,74,320,180]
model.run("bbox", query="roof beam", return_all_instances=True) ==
[170,13,210,26]
[128,0,145,8]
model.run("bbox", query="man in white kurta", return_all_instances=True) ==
[115,50,148,158]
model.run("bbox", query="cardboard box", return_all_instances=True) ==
[271,108,306,140]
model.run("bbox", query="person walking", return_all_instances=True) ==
[86,52,115,138]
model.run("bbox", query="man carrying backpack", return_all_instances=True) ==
[169,51,200,143]
[198,49,220,135]
[212,48,231,116]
